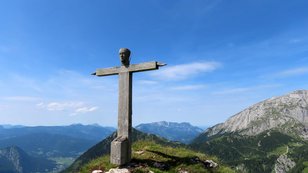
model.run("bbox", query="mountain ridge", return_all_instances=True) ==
[0,124,115,142]
[190,90,308,172]
[135,121,203,144]
[205,90,308,139]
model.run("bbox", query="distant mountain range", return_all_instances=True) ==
[135,121,203,144]
[0,121,205,172]
[0,124,115,172]
[191,90,308,173]
[0,123,115,142]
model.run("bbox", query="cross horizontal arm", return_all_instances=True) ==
[92,66,121,76]
[92,61,166,76]
[128,61,163,73]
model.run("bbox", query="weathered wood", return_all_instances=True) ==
[118,72,132,139]
[127,61,158,72]
[95,66,122,76]
[117,72,132,162]
[94,61,161,76]
[92,49,166,166]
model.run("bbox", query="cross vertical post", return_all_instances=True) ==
[92,48,166,165]
[116,71,132,162]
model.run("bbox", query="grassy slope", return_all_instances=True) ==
[63,129,184,172]
[64,129,234,173]
[80,140,234,173]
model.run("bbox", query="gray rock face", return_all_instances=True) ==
[206,90,308,139]
[0,146,23,173]
[274,154,296,173]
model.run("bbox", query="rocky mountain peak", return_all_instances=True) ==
[206,90,308,139]
[0,146,24,173]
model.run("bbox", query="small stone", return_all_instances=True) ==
[203,160,218,168]
[153,162,169,170]
[190,156,200,163]
[178,171,189,173]
[177,168,189,173]
[105,168,130,173]
[92,170,103,173]
[135,150,145,155]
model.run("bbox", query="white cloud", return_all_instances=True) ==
[71,106,98,116]
[274,67,308,77]
[0,104,9,110]
[151,62,221,80]
[171,84,206,91]
[213,87,252,95]
[37,101,98,115]
[36,102,44,107]
[137,80,158,85]
[213,84,281,95]
[47,102,83,111]
[289,39,302,44]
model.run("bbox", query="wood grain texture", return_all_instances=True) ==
[94,61,159,76]
[93,60,166,165]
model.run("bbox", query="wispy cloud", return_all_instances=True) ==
[10,74,43,93]
[0,104,9,110]
[213,87,252,95]
[151,62,221,80]
[289,38,302,44]
[171,84,206,91]
[73,107,98,114]
[274,67,308,77]
[2,96,40,101]
[137,80,158,85]
[36,101,98,116]
[213,84,281,95]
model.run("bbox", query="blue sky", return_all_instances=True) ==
[0,0,308,127]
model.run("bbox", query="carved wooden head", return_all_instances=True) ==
[119,48,131,66]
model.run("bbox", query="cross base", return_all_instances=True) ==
[110,136,131,165]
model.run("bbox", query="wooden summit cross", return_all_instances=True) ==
[92,48,166,165]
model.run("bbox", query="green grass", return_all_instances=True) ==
[48,157,76,172]
[302,161,308,173]
[303,161,308,167]
[78,156,113,172]
[303,168,308,173]
[79,140,235,173]
[267,145,288,156]
[50,157,75,166]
